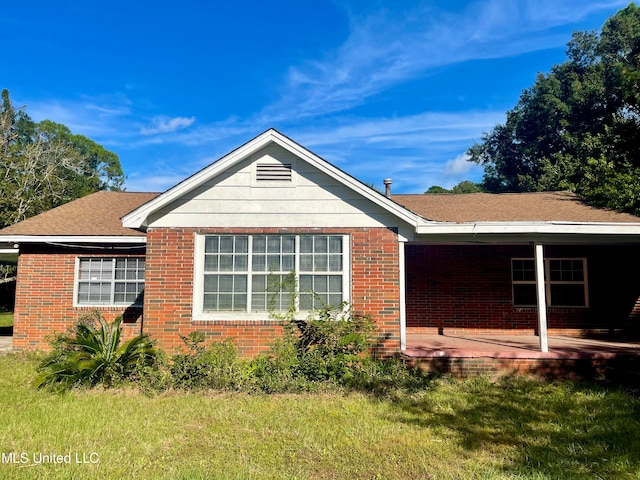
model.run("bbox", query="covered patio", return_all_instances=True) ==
[402,333,640,378]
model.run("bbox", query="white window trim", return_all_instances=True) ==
[73,257,145,308]
[512,257,589,308]
[192,234,351,321]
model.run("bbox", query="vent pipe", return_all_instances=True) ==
[383,178,392,198]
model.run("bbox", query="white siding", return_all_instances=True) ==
[147,144,408,231]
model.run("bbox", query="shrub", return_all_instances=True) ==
[35,311,157,391]
[170,332,243,390]
[294,304,375,383]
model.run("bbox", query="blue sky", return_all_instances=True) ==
[2,1,630,193]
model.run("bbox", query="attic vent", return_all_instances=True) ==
[256,163,292,181]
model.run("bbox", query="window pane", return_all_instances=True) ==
[219,236,234,253]
[267,236,281,253]
[235,236,248,253]
[205,236,219,253]
[313,276,328,293]
[267,255,281,271]
[314,255,328,271]
[204,255,219,271]
[219,275,234,292]
[329,275,342,292]
[253,236,266,253]
[219,256,234,271]
[299,275,312,292]
[314,236,328,253]
[300,255,313,272]
[329,236,342,253]
[234,255,248,271]
[512,259,535,281]
[550,284,585,306]
[328,255,342,271]
[282,236,295,253]
[282,255,294,272]
[300,236,313,253]
[513,284,537,306]
[253,255,266,271]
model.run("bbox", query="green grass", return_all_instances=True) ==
[0,312,13,327]
[0,353,639,479]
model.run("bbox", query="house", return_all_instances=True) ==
[2,128,640,357]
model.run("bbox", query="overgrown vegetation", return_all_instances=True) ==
[35,312,157,390]
[3,353,640,479]
[133,302,431,395]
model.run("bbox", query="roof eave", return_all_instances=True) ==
[0,235,147,244]
[415,221,640,236]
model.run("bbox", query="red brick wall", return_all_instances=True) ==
[405,244,640,335]
[144,227,401,357]
[13,245,144,350]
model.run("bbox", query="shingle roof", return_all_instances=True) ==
[391,191,640,223]
[0,191,160,237]
[1,190,638,239]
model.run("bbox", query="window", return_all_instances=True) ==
[196,234,349,317]
[75,258,145,306]
[511,258,588,307]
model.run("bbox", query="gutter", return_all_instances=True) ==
[415,221,640,236]
[0,235,147,244]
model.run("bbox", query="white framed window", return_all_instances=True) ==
[74,257,145,306]
[512,258,588,307]
[193,234,350,320]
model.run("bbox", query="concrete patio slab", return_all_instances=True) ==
[404,334,640,360]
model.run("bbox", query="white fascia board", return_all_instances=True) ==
[0,235,147,244]
[122,129,423,229]
[415,221,640,236]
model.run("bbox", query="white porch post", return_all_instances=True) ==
[399,240,407,351]
[534,241,549,352]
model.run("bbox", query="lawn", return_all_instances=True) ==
[0,311,13,327]
[0,353,639,479]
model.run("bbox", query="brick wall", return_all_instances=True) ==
[13,244,144,350]
[405,244,640,335]
[144,227,401,357]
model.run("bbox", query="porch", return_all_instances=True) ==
[402,333,640,379]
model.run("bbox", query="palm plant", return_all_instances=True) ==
[35,312,156,390]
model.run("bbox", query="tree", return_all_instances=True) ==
[0,89,124,227]
[425,181,483,194]
[468,4,640,214]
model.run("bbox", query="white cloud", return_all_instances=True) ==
[256,0,627,121]
[443,153,475,177]
[140,116,196,135]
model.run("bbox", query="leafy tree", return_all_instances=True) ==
[468,4,640,214]
[0,89,124,227]
[451,180,483,194]
[425,185,451,194]
[425,181,483,194]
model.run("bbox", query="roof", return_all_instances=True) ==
[0,191,160,237]
[392,191,640,224]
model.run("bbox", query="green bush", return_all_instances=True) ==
[170,332,243,391]
[35,311,157,391]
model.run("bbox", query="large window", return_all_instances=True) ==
[196,234,349,317]
[512,258,588,307]
[75,257,145,306]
